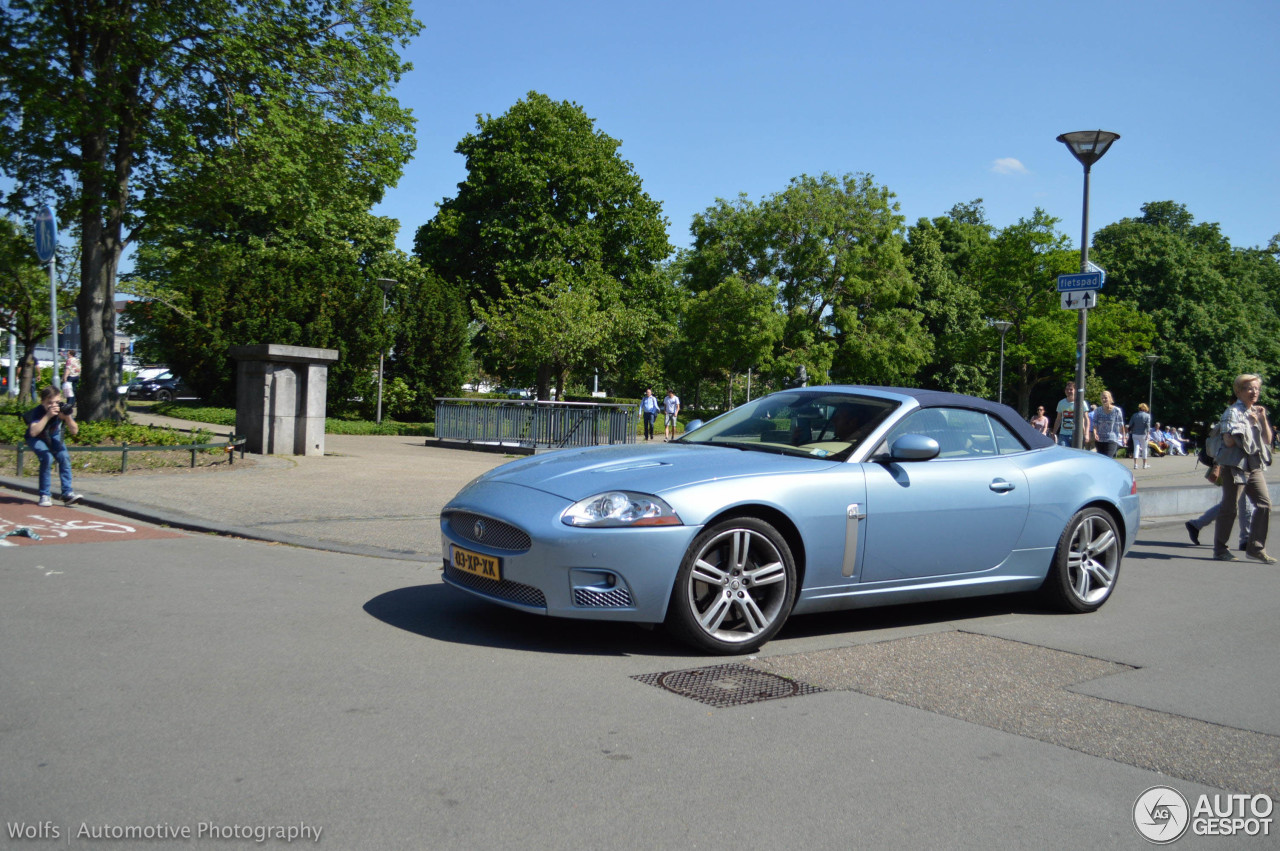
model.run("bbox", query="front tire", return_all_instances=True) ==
[666,517,797,654]
[155,389,173,402]
[1043,507,1121,613]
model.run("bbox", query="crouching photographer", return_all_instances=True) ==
[24,385,83,507]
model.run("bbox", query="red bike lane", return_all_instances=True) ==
[0,493,185,547]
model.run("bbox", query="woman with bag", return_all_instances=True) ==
[1212,374,1275,563]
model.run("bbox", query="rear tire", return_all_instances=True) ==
[1043,507,1121,613]
[666,517,797,654]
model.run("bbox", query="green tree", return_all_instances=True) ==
[0,218,75,399]
[414,91,672,400]
[125,209,441,415]
[906,201,995,396]
[970,209,1154,416]
[676,275,782,407]
[386,266,469,420]
[685,173,924,388]
[906,216,990,396]
[0,0,420,419]
[1093,202,1280,427]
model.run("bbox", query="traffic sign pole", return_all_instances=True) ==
[47,255,59,388]
[35,208,61,388]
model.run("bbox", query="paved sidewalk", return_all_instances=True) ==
[1,411,509,561]
[0,410,1246,561]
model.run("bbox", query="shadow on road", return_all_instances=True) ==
[364,584,1074,657]
[363,583,694,657]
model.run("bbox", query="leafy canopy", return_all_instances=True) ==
[414,91,672,398]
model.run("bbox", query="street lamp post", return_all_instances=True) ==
[1056,130,1120,449]
[374,277,397,425]
[1146,353,1159,419]
[993,320,1013,406]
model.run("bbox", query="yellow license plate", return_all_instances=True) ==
[452,544,501,581]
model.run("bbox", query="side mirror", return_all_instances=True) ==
[683,419,704,434]
[889,434,940,462]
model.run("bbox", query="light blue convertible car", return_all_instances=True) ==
[440,386,1140,654]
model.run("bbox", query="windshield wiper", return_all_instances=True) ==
[699,440,828,458]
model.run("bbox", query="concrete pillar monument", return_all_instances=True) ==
[229,344,339,456]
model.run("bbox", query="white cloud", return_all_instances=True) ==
[991,157,1029,176]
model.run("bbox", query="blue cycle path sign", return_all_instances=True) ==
[1056,272,1103,292]
[33,206,57,263]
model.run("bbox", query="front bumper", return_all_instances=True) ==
[440,481,698,623]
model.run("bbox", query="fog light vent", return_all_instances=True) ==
[573,586,634,608]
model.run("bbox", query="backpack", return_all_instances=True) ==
[1199,422,1224,467]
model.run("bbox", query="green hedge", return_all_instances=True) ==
[152,401,434,436]
[0,414,215,447]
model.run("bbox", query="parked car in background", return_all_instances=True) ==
[126,370,197,402]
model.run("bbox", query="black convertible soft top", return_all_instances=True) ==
[844,386,1057,450]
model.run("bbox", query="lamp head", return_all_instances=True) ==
[1056,130,1120,167]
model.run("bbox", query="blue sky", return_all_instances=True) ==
[372,0,1278,258]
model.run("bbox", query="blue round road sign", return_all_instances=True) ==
[34,206,56,263]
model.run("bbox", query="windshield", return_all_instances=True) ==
[678,390,900,460]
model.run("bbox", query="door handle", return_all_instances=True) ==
[990,479,1016,493]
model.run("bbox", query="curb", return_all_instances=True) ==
[0,474,433,563]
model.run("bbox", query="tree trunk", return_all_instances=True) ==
[535,363,552,401]
[74,112,130,422]
[76,223,122,421]
[18,352,37,401]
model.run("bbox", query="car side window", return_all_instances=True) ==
[989,415,1029,455]
[875,407,1027,458]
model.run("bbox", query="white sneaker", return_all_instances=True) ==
[37,494,52,507]
[62,491,83,506]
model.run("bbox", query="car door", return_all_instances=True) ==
[857,407,1031,584]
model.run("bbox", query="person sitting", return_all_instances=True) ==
[1147,424,1169,457]
[1165,426,1187,455]
[828,404,861,441]
[1154,423,1173,455]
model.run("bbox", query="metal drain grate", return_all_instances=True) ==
[632,663,825,708]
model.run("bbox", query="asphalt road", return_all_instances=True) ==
[1,515,1276,849]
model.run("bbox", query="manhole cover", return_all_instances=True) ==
[633,663,824,708]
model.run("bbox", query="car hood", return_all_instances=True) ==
[460,442,839,502]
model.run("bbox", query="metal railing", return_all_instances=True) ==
[5,433,246,475]
[434,398,637,449]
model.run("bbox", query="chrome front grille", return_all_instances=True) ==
[445,511,532,552]
[444,563,547,609]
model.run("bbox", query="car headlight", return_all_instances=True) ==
[562,491,682,527]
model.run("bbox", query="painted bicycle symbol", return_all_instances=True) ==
[0,514,138,538]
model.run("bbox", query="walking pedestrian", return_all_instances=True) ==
[1128,403,1152,469]
[1052,381,1077,447]
[64,350,81,393]
[1030,406,1050,435]
[1185,483,1252,550]
[1091,391,1126,458]
[663,390,681,441]
[1211,373,1275,563]
[640,388,660,441]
